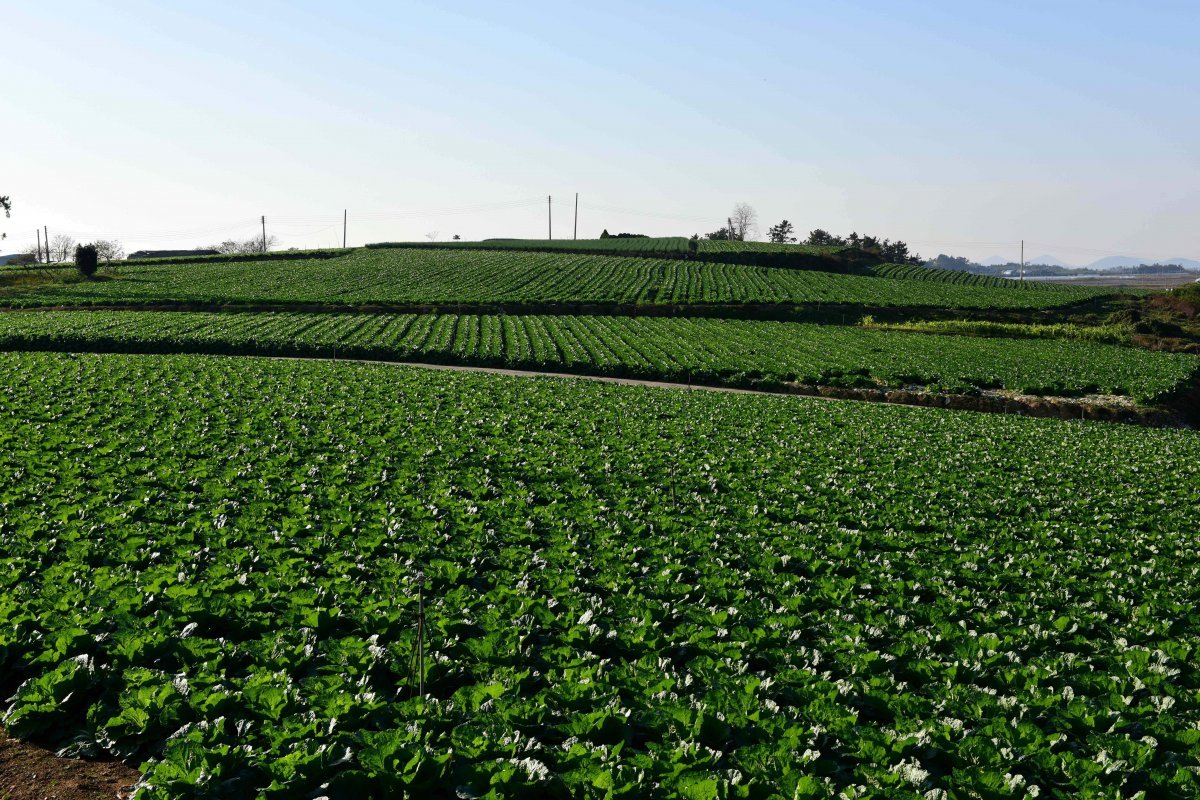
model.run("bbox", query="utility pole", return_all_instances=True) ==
[343,209,347,249]
[547,195,552,240]
[36,229,42,264]
[261,215,267,253]
[1020,239,1025,283]
[44,226,49,264]
[573,193,579,240]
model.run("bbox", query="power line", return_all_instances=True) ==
[39,197,716,245]
[61,221,261,242]
[567,200,719,224]
[320,197,546,223]
[1024,241,1197,260]
[27,198,1198,262]
[52,198,549,240]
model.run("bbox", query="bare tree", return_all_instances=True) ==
[94,240,125,263]
[49,234,77,262]
[214,235,278,255]
[425,231,440,242]
[729,203,758,241]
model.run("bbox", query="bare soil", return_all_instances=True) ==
[0,729,139,800]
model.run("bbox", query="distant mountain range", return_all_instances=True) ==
[1084,255,1200,271]
[980,254,1200,271]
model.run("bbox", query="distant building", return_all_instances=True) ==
[128,249,220,260]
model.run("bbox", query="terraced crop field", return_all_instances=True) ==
[366,237,695,255]
[0,310,1195,401]
[871,264,1033,288]
[2,352,1198,798]
[368,238,855,262]
[0,249,1108,311]
[122,248,351,267]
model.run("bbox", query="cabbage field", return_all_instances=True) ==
[870,264,1035,288]
[2,248,1107,311]
[0,309,1195,402]
[365,237,697,256]
[0,239,1194,800]
[366,238,854,263]
[1,352,1198,799]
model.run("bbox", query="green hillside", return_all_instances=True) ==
[366,236,693,256]
[872,263,1035,287]
[0,248,1110,311]
[369,238,881,271]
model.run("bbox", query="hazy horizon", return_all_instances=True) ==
[4,0,1198,263]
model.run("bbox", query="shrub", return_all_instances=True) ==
[75,244,99,278]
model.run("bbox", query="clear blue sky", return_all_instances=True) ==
[4,0,1198,264]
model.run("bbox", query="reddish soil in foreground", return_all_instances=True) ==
[0,729,140,800]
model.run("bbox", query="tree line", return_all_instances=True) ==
[8,235,124,265]
[697,204,922,264]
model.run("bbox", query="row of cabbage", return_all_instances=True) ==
[1,352,1198,798]
[872,263,1049,288]
[3,248,1108,311]
[365,237,694,255]
[364,239,868,272]
[0,310,1193,401]
[121,248,351,267]
[365,239,848,256]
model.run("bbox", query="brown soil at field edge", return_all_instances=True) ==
[0,729,139,800]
